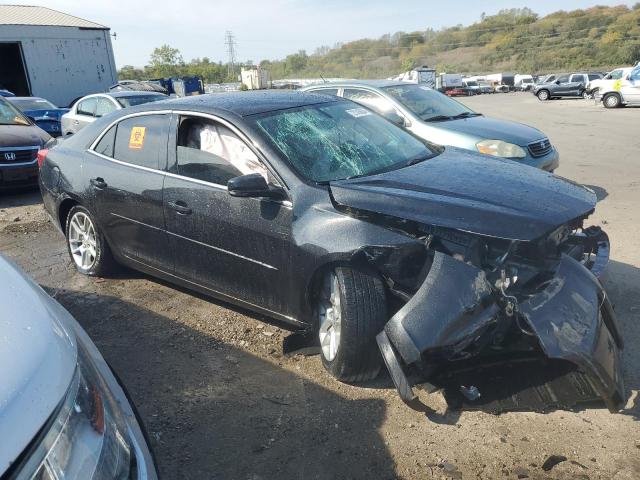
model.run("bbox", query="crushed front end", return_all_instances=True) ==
[375,224,625,414]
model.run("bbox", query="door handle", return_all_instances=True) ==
[167,200,192,215]
[73,120,80,125]
[90,177,107,189]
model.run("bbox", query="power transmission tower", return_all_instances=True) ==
[225,31,237,80]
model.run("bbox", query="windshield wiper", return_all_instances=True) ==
[405,153,433,167]
[451,112,481,119]
[423,115,453,122]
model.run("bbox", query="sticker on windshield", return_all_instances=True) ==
[128,127,146,149]
[345,108,371,118]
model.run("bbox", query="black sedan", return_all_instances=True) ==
[39,92,623,414]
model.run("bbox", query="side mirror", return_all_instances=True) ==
[227,173,284,199]
[555,80,561,84]
[382,109,405,127]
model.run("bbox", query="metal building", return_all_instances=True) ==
[0,5,117,107]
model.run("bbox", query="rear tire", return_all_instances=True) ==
[317,267,388,383]
[65,205,115,276]
[537,90,550,101]
[603,93,621,109]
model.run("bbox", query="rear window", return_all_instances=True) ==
[115,95,165,108]
[9,98,57,110]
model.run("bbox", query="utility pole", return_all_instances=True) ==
[225,31,237,80]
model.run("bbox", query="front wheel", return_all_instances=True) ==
[65,205,115,276]
[603,93,621,109]
[317,267,387,383]
[537,90,550,101]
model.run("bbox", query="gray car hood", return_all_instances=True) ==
[434,115,546,146]
[0,256,76,475]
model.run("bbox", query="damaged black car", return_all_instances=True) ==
[39,91,623,414]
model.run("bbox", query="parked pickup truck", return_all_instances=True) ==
[533,72,602,100]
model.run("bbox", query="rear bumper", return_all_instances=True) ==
[377,234,624,414]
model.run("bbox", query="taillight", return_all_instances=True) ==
[37,148,48,168]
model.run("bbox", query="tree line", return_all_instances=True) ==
[118,5,640,83]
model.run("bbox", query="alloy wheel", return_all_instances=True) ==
[68,212,97,269]
[318,272,342,362]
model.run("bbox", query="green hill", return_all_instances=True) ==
[119,5,640,83]
[263,5,640,78]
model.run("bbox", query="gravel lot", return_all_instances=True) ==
[1,93,639,479]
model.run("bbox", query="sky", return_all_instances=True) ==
[11,0,637,67]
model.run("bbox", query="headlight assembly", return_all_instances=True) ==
[476,140,527,159]
[14,339,143,479]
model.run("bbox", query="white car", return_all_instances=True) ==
[586,67,633,97]
[0,255,158,479]
[61,91,166,136]
[597,65,640,108]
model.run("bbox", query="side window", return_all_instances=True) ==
[630,68,640,81]
[588,73,601,81]
[95,97,117,118]
[113,114,169,169]
[175,117,268,186]
[94,125,117,157]
[556,75,570,83]
[77,98,97,116]
[343,89,394,114]
[610,70,623,80]
[312,88,339,96]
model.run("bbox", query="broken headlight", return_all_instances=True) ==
[476,140,527,159]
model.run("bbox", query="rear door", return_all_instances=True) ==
[163,113,293,316]
[568,74,587,95]
[86,112,173,271]
[67,97,97,134]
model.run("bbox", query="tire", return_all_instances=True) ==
[317,266,387,383]
[581,90,589,99]
[65,205,115,276]
[537,90,550,101]
[603,93,621,109]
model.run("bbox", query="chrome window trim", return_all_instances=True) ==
[0,145,39,152]
[0,159,37,167]
[87,109,292,207]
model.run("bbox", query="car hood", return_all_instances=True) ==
[329,147,595,241]
[0,256,76,475]
[23,108,69,121]
[0,125,50,147]
[433,115,546,146]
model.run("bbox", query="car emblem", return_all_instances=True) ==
[4,152,16,161]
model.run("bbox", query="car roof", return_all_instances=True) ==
[138,90,340,117]
[106,91,167,98]
[304,79,408,90]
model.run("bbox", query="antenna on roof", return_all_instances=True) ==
[111,32,117,40]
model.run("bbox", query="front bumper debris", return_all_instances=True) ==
[377,234,625,415]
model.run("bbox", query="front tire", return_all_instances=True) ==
[603,93,621,109]
[65,205,115,276]
[537,90,550,101]
[317,267,387,383]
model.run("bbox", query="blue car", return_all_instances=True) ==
[7,97,69,137]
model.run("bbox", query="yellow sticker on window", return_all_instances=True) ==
[129,127,146,149]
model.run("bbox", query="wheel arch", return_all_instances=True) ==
[58,196,81,234]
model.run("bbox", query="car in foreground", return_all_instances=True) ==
[61,91,167,136]
[302,80,559,171]
[0,89,15,97]
[0,95,50,189]
[0,255,157,479]
[7,96,69,137]
[596,65,640,108]
[533,72,603,100]
[39,91,622,415]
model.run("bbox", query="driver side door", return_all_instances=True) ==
[163,113,294,317]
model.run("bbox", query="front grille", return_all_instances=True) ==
[0,147,38,164]
[528,138,553,158]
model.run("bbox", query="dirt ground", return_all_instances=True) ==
[1,93,639,480]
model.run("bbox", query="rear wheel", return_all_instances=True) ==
[317,267,387,383]
[603,93,621,109]
[581,90,589,99]
[537,90,550,101]
[65,205,115,276]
